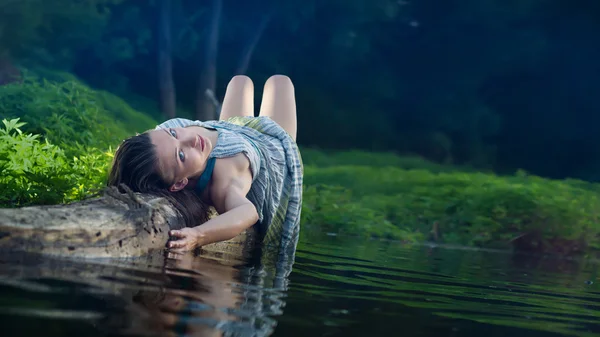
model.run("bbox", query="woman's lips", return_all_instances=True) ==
[197,134,205,151]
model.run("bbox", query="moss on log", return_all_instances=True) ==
[0,186,256,258]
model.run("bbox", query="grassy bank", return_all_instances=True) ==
[2,72,599,255]
[0,70,157,206]
[300,162,600,255]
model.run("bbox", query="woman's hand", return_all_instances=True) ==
[168,227,202,252]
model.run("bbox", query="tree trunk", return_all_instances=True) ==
[0,57,22,86]
[195,0,222,121]
[236,12,273,76]
[158,0,176,118]
[0,187,256,259]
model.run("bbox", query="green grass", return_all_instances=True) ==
[0,69,158,206]
[0,69,157,152]
[300,156,600,254]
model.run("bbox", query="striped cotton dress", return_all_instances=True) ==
[155,116,303,264]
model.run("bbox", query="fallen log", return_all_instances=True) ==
[0,186,256,259]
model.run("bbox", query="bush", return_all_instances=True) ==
[301,164,600,253]
[0,70,156,155]
[0,118,111,206]
[0,71,158,207]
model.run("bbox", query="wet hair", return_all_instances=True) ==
[107,132,210,227]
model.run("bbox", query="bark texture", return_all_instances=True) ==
[0,186,256,259]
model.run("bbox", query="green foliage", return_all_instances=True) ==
[0,71,158,207]
[0,0,123,65]
[0,118,112,206]
[0,70,156,156]
[301,158,600,253]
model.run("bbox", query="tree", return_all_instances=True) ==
[235,9,274,75]
[158,0,176,118]
[0,0,123,69]
[195,0,222,121]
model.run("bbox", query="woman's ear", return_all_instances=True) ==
[169,178,189,192]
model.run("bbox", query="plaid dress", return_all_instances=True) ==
[155,116,303,265]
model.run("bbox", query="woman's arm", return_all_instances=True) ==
[167,155,257,251]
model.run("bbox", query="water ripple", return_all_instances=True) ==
[288,239,600,337]
[0,249,289,337]
[0,236,599,337]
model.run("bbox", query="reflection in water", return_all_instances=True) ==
[0,246,292,337]
[127,251,283,337]
[0,235,599,337]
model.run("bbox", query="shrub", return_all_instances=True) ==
[0,71,157,207]
[0,71,156,155]
[0,118,112,206]
[301,164,600,253]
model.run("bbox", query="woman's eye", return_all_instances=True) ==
[178,150,185,162]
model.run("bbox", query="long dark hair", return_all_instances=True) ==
[107,132,210,228]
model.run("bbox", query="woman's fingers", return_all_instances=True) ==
[168,240,182,248]
[169,230,186,238]
[167,236,191,251]
[167,228,197,251]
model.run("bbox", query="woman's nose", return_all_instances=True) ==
[182,133,197,147]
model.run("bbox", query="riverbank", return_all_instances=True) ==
[300,156,600,256]
[2,72,599,256]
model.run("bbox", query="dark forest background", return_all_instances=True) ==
[1,0,599,182]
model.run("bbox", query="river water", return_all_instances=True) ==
[0,234,598,337]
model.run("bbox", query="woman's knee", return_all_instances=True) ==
[264,74,294,92]
[227,75,253,89]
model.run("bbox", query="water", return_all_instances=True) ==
[0,234,598,337]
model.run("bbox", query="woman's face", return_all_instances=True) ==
[148,126,213,191]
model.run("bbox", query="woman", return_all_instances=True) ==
[107,75,303,257]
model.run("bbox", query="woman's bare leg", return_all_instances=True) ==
[258,75,297,141]
[219,75,255,120]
